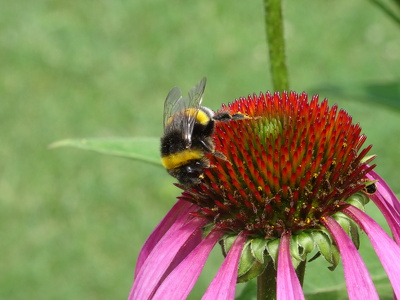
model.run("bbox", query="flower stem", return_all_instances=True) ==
[257,261,277,300]
[263,0,289,92]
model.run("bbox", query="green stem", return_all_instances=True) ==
[257,261,277,300]
[263,0,289,92]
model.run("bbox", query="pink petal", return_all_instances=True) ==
[129,217,208,299]
[163,228,203,279]
[277,231,305,300]
[152,230,225,300]
[322,216,379,300]
[368,193,400,244]
[202,232,247,300]
[367,170,400,213]
[344,206,400,298]
[135,199,199,277]
[366,170,400,243]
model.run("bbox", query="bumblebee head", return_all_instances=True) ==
[167,159,209,187]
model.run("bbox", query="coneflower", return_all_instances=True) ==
[130,91,400,299]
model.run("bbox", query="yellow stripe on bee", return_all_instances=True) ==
[161,149,204,169]
[166,108,210,126]
[191,108,210,125]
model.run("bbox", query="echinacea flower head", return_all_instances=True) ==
[131,91,400,300]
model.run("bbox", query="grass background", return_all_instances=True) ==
[1,0,400,299]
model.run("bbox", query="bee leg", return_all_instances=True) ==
[207,151,231,170]
[212,112,233,122]
[199,139,215,153]
[213,151,230,162]
[231,113,250,120]
[232,113,262,120]
[213,111,255,122]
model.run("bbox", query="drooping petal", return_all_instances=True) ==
[277,231,305,300]
[322,216,379,300]
[129,217,208,300]
[152,230,225,300]
[344,206,400,298]
[135,199,199,277]
[367,169,400,213]
[368,193,400,244]
[163,228,203,278]
[202,232,247,300]
[366,170,400,243]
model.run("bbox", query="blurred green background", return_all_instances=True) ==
[1,0,400,299]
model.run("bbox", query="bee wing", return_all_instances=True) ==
[182,77,207,144]
[163,86,183,129]
[163,77,207,146]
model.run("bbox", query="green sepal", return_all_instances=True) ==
[219,234,237,256]
[312,230,334,264]
[310,230,342,270]
[346,192,369,209]
[250,238,268,263]
[349,218,360,249]
[296,231,315,255]
[237,256,270,283]
[333,213,351,236]
[328,244,341,271]
[237,241,255,278]
[219,235,272,283]
[290,234,305,262]
[333,212,360,249]
[236,239,271,283]
[291,232,318,269]
[265,238,280,266]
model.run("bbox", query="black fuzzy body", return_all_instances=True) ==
[160,114,215,187]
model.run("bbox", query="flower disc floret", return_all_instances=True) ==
[184,91,375,239]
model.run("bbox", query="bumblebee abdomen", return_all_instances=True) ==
[160,130,185,156]
[161,148,204,170]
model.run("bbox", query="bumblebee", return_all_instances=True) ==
[160,77,246,187]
